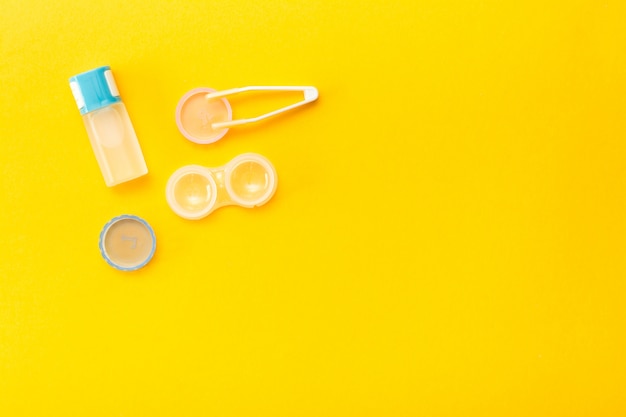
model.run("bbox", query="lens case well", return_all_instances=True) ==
[166,153,277,220]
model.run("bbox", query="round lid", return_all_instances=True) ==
[99,215,156,271]
[175,87,232,144]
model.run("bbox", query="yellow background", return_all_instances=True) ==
[1,0,625,415]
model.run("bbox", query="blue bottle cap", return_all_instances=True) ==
[99,215,156,271]
[69,66,122,115]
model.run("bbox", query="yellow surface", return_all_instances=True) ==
[1,0,625,415]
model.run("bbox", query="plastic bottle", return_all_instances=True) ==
[69,66,148,186]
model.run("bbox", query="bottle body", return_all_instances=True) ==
[82,102,147,186]
[70,66,148,187]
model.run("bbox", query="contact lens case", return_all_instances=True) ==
[166,153,277,220]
